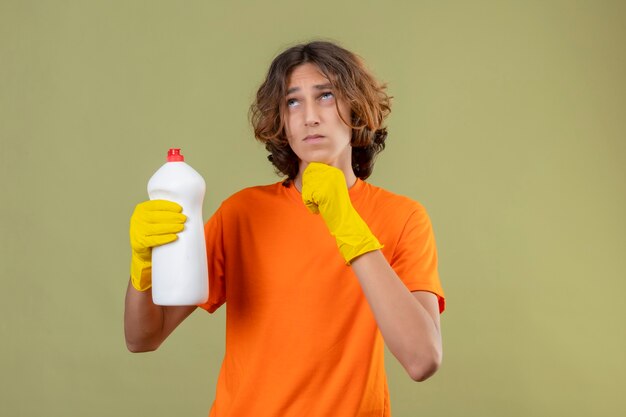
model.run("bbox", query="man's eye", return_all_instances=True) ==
[287,98,298,107]
[320,92,334,100]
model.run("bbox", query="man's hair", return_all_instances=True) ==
[250,41,391,181]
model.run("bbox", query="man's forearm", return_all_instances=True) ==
[351,250,442,381]
[124,280,165,352]
[124,279,198,352]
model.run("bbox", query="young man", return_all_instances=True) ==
[125,41,445,416]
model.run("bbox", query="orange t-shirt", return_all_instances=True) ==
[198,179,445,417]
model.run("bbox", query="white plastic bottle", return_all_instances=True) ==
[147,148,209,305]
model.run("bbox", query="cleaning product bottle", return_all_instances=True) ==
[147,148,209,305]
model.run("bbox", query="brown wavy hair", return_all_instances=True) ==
[250,41,391,181]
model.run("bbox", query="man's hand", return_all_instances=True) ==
[301,162,382,264]
[129,200,186,291]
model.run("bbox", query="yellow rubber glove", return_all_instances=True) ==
[302,162,383,264]
[129,200,186,291]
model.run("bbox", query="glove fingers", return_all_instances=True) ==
[143,211,187,224]
[143,222,185,236]
[304,199,319,214]
[302,162,347,213]
[144,233,179,248]
[137,199,183,213]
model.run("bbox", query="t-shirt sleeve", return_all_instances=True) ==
[197,207,227,313]
[390,204,445,313]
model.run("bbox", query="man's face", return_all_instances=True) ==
[283,63,353,173]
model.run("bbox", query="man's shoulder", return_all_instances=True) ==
[220,181,285,209]
[362,181,426,214]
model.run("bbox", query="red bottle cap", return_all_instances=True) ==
[167,148,184,162]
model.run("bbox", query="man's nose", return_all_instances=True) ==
[304,103,320,127]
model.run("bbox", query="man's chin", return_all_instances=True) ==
[301,158,335,168]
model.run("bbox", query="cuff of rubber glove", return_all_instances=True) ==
[340,238,384,265]
[130,255,152,291]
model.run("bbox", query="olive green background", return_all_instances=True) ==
[1,1,624,416]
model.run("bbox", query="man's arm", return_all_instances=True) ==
[300,163,443,381]
[124,279,197,352]
[351,250,442,382]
